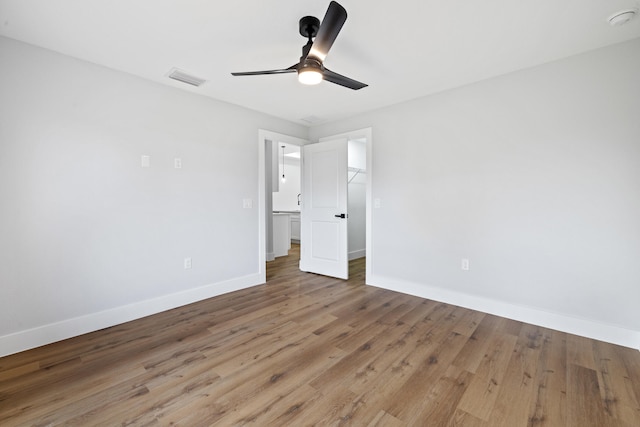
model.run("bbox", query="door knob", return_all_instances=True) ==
[334,213,347,218]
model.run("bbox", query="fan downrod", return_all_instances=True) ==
[299,16,320,39]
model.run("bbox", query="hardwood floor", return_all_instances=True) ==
[1,244,639,426]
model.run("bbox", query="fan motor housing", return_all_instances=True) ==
[299,16,320,38]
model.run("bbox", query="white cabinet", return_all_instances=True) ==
[290,213,300,243]
[273,213,291,258]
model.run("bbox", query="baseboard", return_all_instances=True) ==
[0,273,263,358]
[349,249,366,260]
[367,274,640,351]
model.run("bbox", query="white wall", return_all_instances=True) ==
[310,39,640,349]
[2,35,639,354]
[348,140,366,259]
[0,37,307,356]
[348,175,366,260]
[272,157,301,212]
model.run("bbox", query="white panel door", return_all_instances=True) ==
[299,138,349,279]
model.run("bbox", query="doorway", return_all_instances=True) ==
[317,128,372,282]
[257,130,306,284]
[257,128,372,283]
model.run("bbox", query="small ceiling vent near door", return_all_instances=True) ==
[167,68,207,87]
[301,115,323,124]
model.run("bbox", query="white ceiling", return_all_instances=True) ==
[1,0,639,126]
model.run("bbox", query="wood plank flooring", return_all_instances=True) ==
[1,244,639,426]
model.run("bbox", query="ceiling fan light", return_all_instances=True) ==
[298,68,323,85]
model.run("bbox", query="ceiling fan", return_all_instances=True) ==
[231,1,367,90]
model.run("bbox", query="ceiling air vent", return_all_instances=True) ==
[167,68,207,87]
[300,115,323,124]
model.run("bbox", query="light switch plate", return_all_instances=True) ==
[243,198,253,209]
[141,155,150,168]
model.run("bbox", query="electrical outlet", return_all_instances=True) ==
[184,258,192,269]
[174,158,182,169]
[243,198,253,209]
[461,258,470,271]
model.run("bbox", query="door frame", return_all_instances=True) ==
[318,127,373,282]
[257,127,372,284]
[257,130,307,283]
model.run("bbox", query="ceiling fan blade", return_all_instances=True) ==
[308,1,347,62]
[323,68,367,90]
[231,64,297,76]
